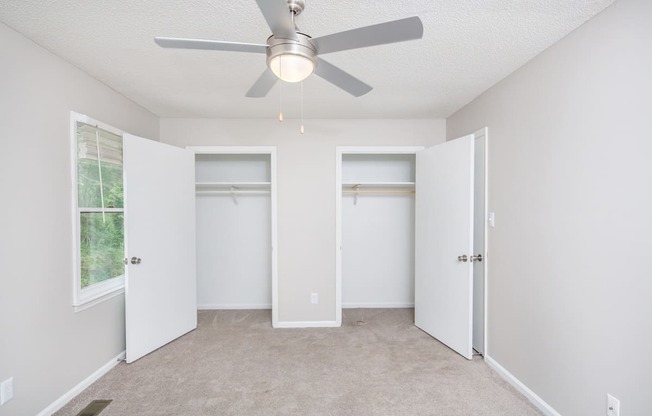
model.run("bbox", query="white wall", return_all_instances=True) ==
[160,119,446,323]
[196,195,272,308]
[0,23,159,416]
[342,195,415,307]
[447,0,652,414]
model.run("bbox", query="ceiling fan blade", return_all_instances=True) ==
[255,0,299,41]
[154,37,267,54]
[246,69,279,98]
[314,58,372,97]
[311,16,423,55]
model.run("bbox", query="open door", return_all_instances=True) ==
[415,134,475,360]
[123,134,197,363]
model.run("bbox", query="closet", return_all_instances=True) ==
[338,148,421,308]
[191,147,277,314]
[336,134,487,360]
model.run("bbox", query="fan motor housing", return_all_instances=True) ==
[266,33,317,72]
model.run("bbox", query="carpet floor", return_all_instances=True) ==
[55,309,542,416]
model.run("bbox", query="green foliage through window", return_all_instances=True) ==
[80,213,124,287]
[76,122,125,288]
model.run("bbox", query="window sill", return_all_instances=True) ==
[73,277,125,313]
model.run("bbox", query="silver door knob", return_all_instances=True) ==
[457,255,468,262]
[130,257,142,264]
[471,254,483,262]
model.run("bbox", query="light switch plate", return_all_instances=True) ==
[607,393,620,416]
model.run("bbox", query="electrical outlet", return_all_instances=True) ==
[0,377,13,406]
[607,393,620,416]
[310,293,318,304]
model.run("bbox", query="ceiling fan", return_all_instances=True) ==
[154,0,423,98]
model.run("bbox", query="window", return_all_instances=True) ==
[71,113,125,310]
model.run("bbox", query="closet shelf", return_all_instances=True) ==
[342,182,415,198]
[196,182,271,191]
[342,182,415,190]
[342,182,415,186]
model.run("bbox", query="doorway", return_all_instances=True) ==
[335,129,487,359]
[188,146,279,325]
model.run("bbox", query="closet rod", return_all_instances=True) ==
[342,189,415,194]
[196,190,270,195]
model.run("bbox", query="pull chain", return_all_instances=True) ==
[300,81,305,134]
[278,55,283,122]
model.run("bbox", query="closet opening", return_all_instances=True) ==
[335,147,423,326]
[335,135,487,360]
[340,152,417,309]
[190,147,278,326]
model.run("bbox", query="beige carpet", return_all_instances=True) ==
[56,309,542,416]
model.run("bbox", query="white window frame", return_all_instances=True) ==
[70,112,125,312]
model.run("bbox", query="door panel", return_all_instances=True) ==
[124,134,196,363]
[415,134,474,360]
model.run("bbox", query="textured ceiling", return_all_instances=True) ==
[0,0,614,119]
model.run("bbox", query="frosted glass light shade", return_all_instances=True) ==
[269,54,314,83]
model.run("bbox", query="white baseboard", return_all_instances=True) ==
[197,303,272,310]
[274,320,340,328]
[485,355,561,416]
[37,351,125,416]
[342,302,414,308]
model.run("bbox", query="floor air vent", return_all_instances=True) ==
[75,400,112,416]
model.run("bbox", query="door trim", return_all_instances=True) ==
[335,146,424,326]
[473,127,489,357]
[187,146,278,326]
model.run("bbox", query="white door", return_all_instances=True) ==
[124,134,197,363]
[415,134,475,360]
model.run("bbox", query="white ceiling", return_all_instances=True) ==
[0,0,614,119]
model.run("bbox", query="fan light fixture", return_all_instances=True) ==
[269,54,314,82]
[266,33,317,83]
